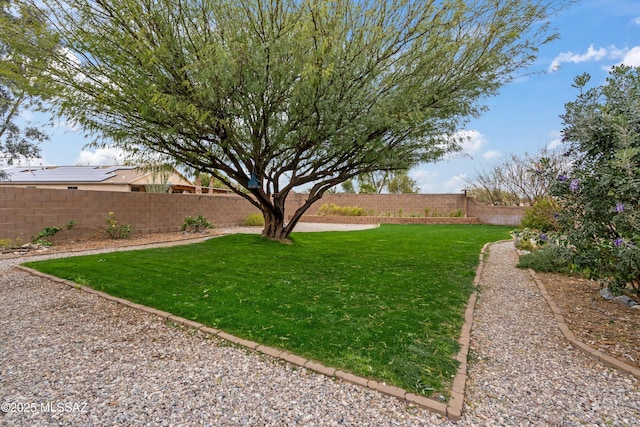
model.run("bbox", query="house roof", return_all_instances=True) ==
[0,165,144,184]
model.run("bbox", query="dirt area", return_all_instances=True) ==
[0,231,221,259]
[3,231,638,371]
[535,272,640,369]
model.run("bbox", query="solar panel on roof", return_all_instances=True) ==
[1,166,127,183]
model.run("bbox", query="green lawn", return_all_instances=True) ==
[24,224,511,398]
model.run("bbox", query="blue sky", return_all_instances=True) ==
[9,0,640,193]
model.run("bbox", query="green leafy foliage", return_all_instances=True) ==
[0,2,56,179]
[181,215,213,233]
[3,0,565,240]
[516,244,574,274]
[511,228,552,251]
[317,203,367,216]
[551,66,640,295]
[519,197,560,232]
[243,213,265,226]
[104,212,134,239]
[31,220,76,246]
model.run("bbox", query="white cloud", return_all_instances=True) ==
[546,131,564,151]
[547,44,638,72]
[482,150,502,161]
[549,44,610,72]
[441,174,468,193]
[409,169,438,193]
[619,46,640,67]
[52,119,80,132]
[19,110,33,121]
[1,155,48,168]
[75,147,125,165]
[408,168,469,193]
[444,129,488,160]
[458,129,487,155]
[634,17,640,25]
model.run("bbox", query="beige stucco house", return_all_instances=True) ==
[0,165,198,193]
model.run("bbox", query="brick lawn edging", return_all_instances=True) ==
[15,239,496,421]
[527,269,640,379]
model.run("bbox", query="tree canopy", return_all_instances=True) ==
[0,0,55,178]
[2,0,565,239]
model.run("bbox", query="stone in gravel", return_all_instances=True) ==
[600,287,614,300]
[613,295,638,307]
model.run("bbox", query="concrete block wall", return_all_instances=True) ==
[0,187,260,242]
[300,193,467,217]
[467,199,525,226]
[1,187,524,242]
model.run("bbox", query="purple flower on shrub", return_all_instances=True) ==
[563,150,571,157]
[614,238,625,247]
[540,233,548,242]
[569,179,580,191]
[557,174,568,182]
[615,203,625,212]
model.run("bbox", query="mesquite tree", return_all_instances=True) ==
[3,0,564,240]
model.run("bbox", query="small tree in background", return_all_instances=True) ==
[553,66,640,295]
[387,173,418,194]
[466,149,567,206]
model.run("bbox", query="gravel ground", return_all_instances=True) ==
[463,242,639,426]
[1,228,639,426]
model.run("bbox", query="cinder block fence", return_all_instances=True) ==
[0,187,524,242]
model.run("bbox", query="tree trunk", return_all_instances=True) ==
[260,194,292,242]
[257,189,325,242]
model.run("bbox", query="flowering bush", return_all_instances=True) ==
[105,212,134,239]
[550,66,640,295]
[511,228,557,251]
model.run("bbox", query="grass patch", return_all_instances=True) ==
[24,224,511,398]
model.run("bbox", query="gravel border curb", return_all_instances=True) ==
[444,241,492,420]
[14,238,495,420]
[527,268,640,379]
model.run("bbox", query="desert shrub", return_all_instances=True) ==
[243,213,265,226]
[182,214,213,232]
[423,208,446,217]
[0,239,15,249]
[105,212,134,239]
[519,197,559,232]
[511,228,567,251]
[549,66,640,295]
[517,244,574,273]
[317,203,367,216]
[32,220,77,246]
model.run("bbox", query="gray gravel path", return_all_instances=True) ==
[1,230,638,426]
[463,241,639,426]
